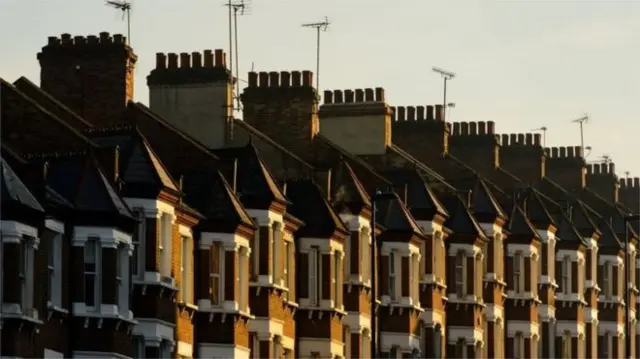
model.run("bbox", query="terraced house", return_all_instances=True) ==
[1,30,639,359]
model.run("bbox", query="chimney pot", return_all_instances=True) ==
[552,148,559,157]
[167,53,178,69]
[61,33,72,45]
[609,163,615,174]
[291,71,302,87]
[560,147,568,157]
[390,107,396,121]
[355,89,364,102]
[478,121,486,134]
[302,71,313,87]
[574,146,583,157]
[487,121,495,134]
[501,134,509,145]
[156,53,167,69]
[214,49,226,68]
[592,164,600,174]
[74,36,86,46]
[87,35,98,45]
[407,106,416,120]
[509,134,517,144]
[375,88,385,102]
[345,90,355,103]
[461,122,469,135]
[416,106,425,120]
[435,105,444,121]
[99,32,112,44]
[469,122,477,135]
[269,71,279,87]
[180,53,191,68]
[280,72,291,87]
[248,72,258,87]
[397,107,406,121]
[258,72,269,87]
[191,52,202,68]
[453,122,461,135]
[517,133,525,144]
[113,34,124,44]
[426,106,434,120]
[525,133,533,145]
[334,90,343,103]
[365,88,374,101]
[634,178,640,187]
[203,50,214,67]
[48,36,58,46]
[324,90,333,104]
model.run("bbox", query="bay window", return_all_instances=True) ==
[308,246,320,306]
[389,251,397,301]
[561,257,571,294]
[514,251,524,293]
[131,208,145,279]
[514,332,524,359]
[455,251,466,297]
[45,229,62,307]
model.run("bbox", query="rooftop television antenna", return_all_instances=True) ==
[225,0,252,112]
[302,16,330,94]
[105,0,132,45]
[432,67,456,122]
[572,113,589,153]
[625,171,631,177]
[530,126,548,146]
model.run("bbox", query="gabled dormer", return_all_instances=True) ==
[597,219,624,304]
[553,211,588,303]
[506,206,542,301]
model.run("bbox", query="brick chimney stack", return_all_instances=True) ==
[586,162,619,203]
[500,133,545,184]
[544,146,587,190]
[37,32,137,126]
[448,121,499,177]
[147,49,233,150]
[391,104,450,165]
[241,70,318,159]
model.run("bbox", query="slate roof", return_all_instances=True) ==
[285,179,349,238]
[515,187,556,229]
[374,191,423,235]
[1,157,45,216]
[381,169,449,220]
[212,143,289,210]
[508,205,540,239]
[330,159,372,215]
[449,175,506,223]
[87,126,180,196]
[441,193,487,240]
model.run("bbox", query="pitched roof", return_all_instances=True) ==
[508,205,540,239]
[441,193,488,239]
[212,143,288,209]
[597,218,622,249]
[449,175,506,222]
[28,152,134,223]
[375,192,423,235]
[1,79,94,154]
[381,169,449,220]
[86,126,179,195]
[285,179,349,238]
[13,77,93,131]
[516,187,556,229]
[330,159,372,215]
[1,157,45,214]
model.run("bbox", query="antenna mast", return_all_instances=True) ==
[302,17,330,94]
[572,114,589,153]
[432,67,456,121]
[105,0,132,45]
[531,126,548,146]
[225,0,252,112]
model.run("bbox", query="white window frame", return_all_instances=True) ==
[131,208,145,279]
[159,213,173,278]
[84,237,100,310]
[562,257,571,294]
[514,332,524,359]
[209,242,223,306]
[455,251,466,297]
[19,238,33,311]
[180,235,194,304]
[563,331,572,359]
[514,251,524,293]
[271,222,281,284]
[389,250,398,301]
[283,241,290,301]
[334,250,342,307]
[308,246,320,306]
[45,230,63,308]
[250,218,259,279]
[238,246,249,312]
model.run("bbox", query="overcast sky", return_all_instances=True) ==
[2,0,639,177]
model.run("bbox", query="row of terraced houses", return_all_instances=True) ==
[1,32,639,359]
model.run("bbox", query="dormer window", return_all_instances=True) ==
[455,251,466,297]
[561,257,571,295]
[513,251,524,293]
[389,251,398,301]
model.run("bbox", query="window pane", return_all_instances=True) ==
[85,274,95,306]
[210,276,219,305]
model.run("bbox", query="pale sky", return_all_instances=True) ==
[2,0,639,176]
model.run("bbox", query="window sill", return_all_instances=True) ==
[133,272,179,292]
[201,307,255,321]
[2,311,44,326]
[47,302,69,319]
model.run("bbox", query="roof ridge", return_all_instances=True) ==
[135,130,181,191]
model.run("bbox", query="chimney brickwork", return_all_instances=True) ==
[620,177,640,213]
[37,32,137,127]
[448,121,499,177]
[586,163,619,203]
[544,146,587,190]
[500,133,545,184]
[319,87,391,155]
[391,105,449,162]
[147,49,233,150]
[241,70,318,159]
